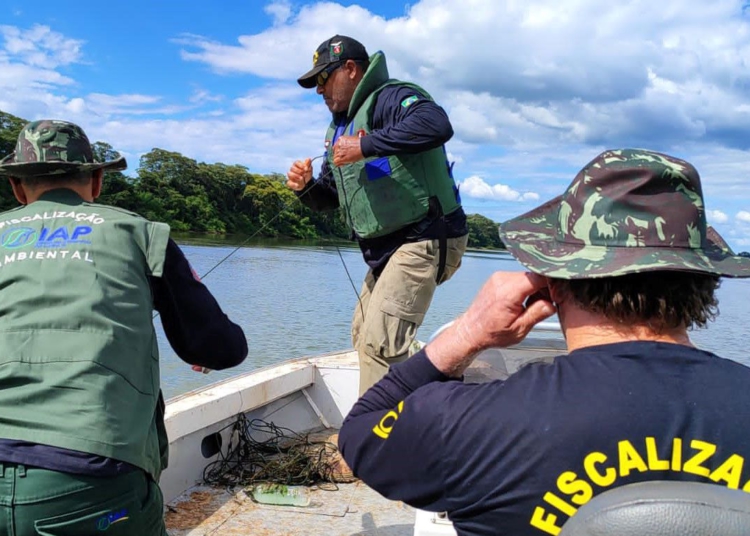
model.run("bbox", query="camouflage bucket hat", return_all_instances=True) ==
[499,149,750,279]
[0,119,126,177]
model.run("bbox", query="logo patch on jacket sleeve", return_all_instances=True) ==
[400,95,419,108]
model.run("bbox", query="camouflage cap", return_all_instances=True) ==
[0,119,126,178]
[499,148,750,279]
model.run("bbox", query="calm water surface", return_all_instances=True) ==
[158,239,750,398]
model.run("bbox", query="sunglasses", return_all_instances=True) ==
[316,62,343,87]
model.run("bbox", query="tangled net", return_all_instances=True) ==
[202,415,354,490]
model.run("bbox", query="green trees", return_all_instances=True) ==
[127,148,347,238]
[0,111,25,157]
[467,214,505,249]
[0,111,26,211]
[0,109,505,247]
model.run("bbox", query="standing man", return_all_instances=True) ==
[0,120,247,535]
[287,35,469,394]
[339,149,750,535]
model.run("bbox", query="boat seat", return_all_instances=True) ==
[559,481,750,536]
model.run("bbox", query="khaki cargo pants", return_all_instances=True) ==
[352,235,468,394]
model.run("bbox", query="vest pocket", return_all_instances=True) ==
[0,330,156,396]
[364,157,392,180]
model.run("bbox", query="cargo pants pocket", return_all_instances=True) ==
[34,478,165,536]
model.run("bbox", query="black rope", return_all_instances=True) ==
[202,415,349,490]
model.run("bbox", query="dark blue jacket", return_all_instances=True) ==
[339,342,750,536]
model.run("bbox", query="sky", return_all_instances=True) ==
[2,0,750,248]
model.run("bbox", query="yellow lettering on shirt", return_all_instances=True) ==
[557,471,593,505]
[671,438,683,471]
[646,437,670,471]
[529,437,750,534]
[530,507,563,536]
[709,454,745,489]
[543,492,577,517]
[583,452,616,487]
[683,440,716,477]
[372,401,404,440]
[618,440,648,477]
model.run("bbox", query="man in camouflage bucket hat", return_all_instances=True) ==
[499,148,750,279]
[0,119,126,177]
[338,149,750,536]
[0,119,248,536]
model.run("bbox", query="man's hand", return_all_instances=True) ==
[287,158,313,191]
[332,136,364,166]
[426,271,556,377]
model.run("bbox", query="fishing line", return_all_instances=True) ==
[194,155,363,311]
[153,154,363,319]
[335,166,366,321]
[197,153,328,281]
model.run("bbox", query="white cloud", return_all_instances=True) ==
[265,1,294,26]
[189,88,223,105]
[707,210,729,224]
[172,0,750,156]
[737,211,750,224]
[4,1,750,248]
[459,175,539,202]
[0,24,83,68]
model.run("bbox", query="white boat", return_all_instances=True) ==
[161,323,566,535]
[160,320,750,536]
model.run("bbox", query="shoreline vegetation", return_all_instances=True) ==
[0,110,506,248]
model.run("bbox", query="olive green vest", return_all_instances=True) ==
[326,52,461,239]
[0,189,170,479]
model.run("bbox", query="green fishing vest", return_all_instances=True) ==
[0,189,170,480]
[325,52,461,239]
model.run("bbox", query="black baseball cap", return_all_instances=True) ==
[297,35,370,89]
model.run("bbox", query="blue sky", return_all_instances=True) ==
[2,0,750,248]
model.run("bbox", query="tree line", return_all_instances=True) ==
[0,110,505,248]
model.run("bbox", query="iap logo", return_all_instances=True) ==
[0,225,93,250]
[1,227,37,249]
[37,225,92,247]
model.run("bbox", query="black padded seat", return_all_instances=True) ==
[559,481,750,536]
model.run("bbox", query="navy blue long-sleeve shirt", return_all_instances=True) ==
[151,239,247,370]
[0,239,248,475]
[298,84,467,272]
[339,343,750,536]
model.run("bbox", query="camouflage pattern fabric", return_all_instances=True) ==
[499,149,750,279]
[0,120,126,177]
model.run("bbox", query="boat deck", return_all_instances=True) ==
[164,338,565,536]
[166,482,416,536]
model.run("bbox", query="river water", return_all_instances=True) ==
[158,239,750,398]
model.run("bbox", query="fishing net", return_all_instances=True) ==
[202,414,355,489]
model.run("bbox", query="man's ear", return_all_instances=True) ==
[8,177,28,205]
[547,279,564,306]
[345,59,361,79]
[91,169,103,199]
